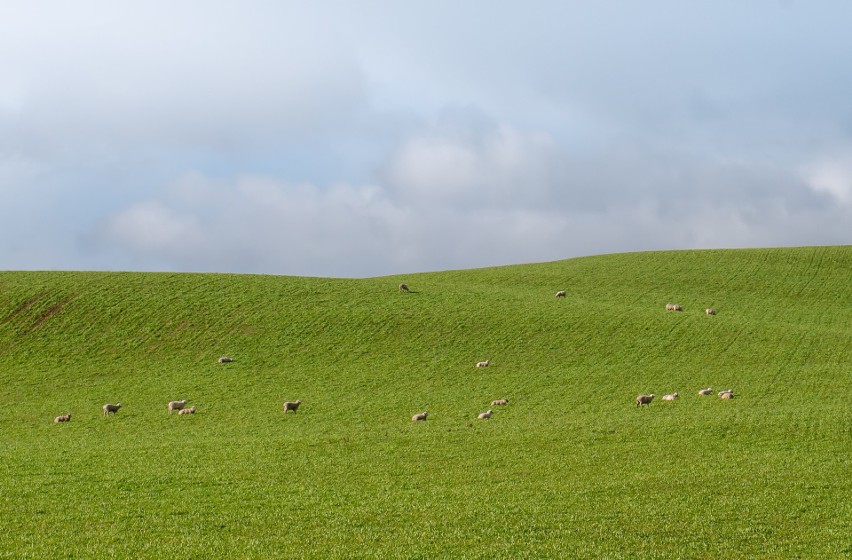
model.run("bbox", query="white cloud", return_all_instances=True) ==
[802,152,852,205]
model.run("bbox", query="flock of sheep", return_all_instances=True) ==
[52,288,727,424]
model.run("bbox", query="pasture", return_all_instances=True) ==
[0,246,850,558]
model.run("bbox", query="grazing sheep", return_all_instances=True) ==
[103,403,122,416]
[399,283,410,293]
[662,392,679,401]
[477,410,493,419]
[168,400,188,414]
[666,303,683,311]
[491,399,509,406]
[719,391,734,400]
[283,400,302,414]
[54,413,71,423]
[218,356,234,363]
[706,308,717,316]
[555,290,566,298]
[178,406,196,415]
[411,411,428,422]
[476,359,490,368]
[698,387,713,396]
[636,394,655,407]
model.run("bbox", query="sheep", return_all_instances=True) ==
[665,303,683,311]
[178,406,197,415]
[636,394,655,407]
[491,399,509,406]
[54,413,71,423]
[661,392,679,401]
[168,400,188,414]
[283,400,302,414]
[555,290,566,298]
[218,356,234,363]
[706,308,717,316]
[698,387,713,396]
[103,403,122,416]
[476,359,490,368]
[411,411,428,422]
[477,410,493,420]
[399,283,411,293]
[719,391,734,400]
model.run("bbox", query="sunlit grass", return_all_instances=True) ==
[0,246,850,558]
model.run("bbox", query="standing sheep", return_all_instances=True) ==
[491,399,509,406]
[477,410,493,419]
[54,413,72,423]
[666,304,683,312]
[698,387,713,396]
[178,406,197,415]
[218,357,234,363]
[476,359,490,368]
[661,392,679,401]
[555,290,566,298]
[283,400,302,414]
[399,283,410,293]
[103,403,122,416]
[411,411,428,422]
[168,400,188,414]
[636,394,655,407]
[706,308,717,316]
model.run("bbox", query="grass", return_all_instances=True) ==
[0,246,850,558]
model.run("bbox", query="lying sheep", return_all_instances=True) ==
[103,403,122,416]
[178,406,196,415]
[636,394,655,407]
[168,400,188,414]
[412,411,428,422]
[491,399,509,406]
[706,308,717,316]
[719,391,734,400]
[476,359,490,368]
[698,387,713,396]
[283,400,302,414]
[399,283,410,293]
[477,410,493,419]
[54,413,72,423]
[218,357,234,363]
[662,392,679,401]
[555,290,566,298]
[665,304,683,311]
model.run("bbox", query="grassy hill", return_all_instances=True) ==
[0,246,850,558]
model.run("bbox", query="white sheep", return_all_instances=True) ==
[476,359,490,368]
[661,392,679,401]
[283,400,302,414]
[718,389,734,399]
[399,283,410,293]
[411,411,428,422]
[698,387,713,396]
[706,308,717,316]
[178,406,197,415]
[218,357,234,363]
[666,304,683,311]
[54,413,71,423]
[555,290,566,298]
[636,394,655,407]
[477,410,493,419]
[491,399,509,406]
[168,400,188,414]
[103,403,122,416]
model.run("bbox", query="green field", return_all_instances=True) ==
[1,246,850,559]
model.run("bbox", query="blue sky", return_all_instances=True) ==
[1,1,850,277]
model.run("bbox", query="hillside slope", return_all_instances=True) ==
[0,246,850,558]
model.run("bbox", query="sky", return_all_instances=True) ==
[1,0,851,277]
